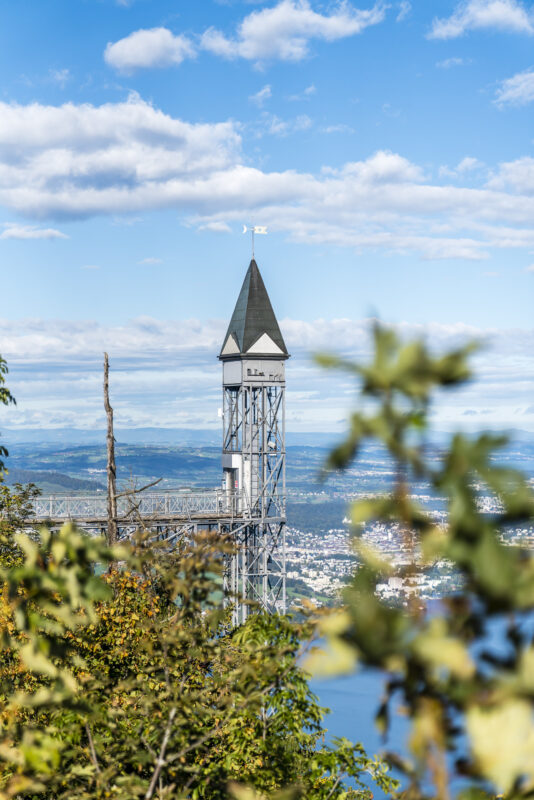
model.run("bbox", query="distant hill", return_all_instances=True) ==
[2,434,533,497]
[3,468,105,494]
[4,426,533,449]
[2,427,343,449]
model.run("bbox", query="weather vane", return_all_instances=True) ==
[243,224,267,259]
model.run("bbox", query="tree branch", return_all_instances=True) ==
[145,706,177,800]
[85,722,101,775]
[104,353,117,547]
[115,477,162,500]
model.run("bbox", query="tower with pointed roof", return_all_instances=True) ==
[220,259,289,623]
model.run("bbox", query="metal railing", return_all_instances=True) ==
[28,490,245,521]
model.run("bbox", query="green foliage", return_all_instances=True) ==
[0,357,15,477]
[0,490,397,799]
[312,323,534,798]
[0,483,41,569]
[0,519,125,798]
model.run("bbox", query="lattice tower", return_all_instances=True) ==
[219,259,289,624]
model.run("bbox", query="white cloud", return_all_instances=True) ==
[439,156,484,177]
[525,263,534,272]
[2,96,534,261]
[0,224,67,240]
[249,84,272,106]
[200,0,387,62]
[0,317,226,371]
[104,2,386,71]
[495,67,534,106]
[196,220,232,233]
[255,112,312,136]
[1,317,533,432]
[436,56,470,68]
[0,94,242,216]
[287,83,316,100]
[0,317,490,363]
[457,156,482,172]
[49,68,70,87]
[138,257,162,265]
[396,1,411,21]
[429,0,534,39]
[104,27,196,71]
[487,156,534,193]
[322,123,355,133]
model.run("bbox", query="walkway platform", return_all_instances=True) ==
[28,489,245,529]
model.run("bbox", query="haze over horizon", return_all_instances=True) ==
[0,0,533,434]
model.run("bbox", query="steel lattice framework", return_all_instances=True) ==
[21,258,289,624]
[221,378,287,624]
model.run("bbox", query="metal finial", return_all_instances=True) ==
[243,225,267,259]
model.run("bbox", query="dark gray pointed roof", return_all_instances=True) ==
[219,259,288,359]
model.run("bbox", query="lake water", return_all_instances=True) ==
[311,669,408,794]
[311,612,528,796]
[311,670,407,755]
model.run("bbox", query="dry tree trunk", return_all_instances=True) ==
[104,353,118,546]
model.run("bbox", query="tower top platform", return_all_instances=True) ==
[219,259,289,360]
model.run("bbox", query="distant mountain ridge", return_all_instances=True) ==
[2,427,343,448]
[3,468,105,493]
[3,426,534,452]
[2,435,532,498]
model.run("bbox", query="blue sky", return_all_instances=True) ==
[0,0,533,434]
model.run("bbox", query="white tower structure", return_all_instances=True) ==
[219,259,289,624]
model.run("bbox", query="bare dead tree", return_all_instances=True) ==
[104,355,165,546]
[116,476,163,535]
[104,353,118,546]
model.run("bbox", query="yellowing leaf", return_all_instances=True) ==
[19,643,58,679]
[413,618,475,680]
[466,700,534,792]
[51,539,67,564]
[317,609,351,636]
[304,637,359,677]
